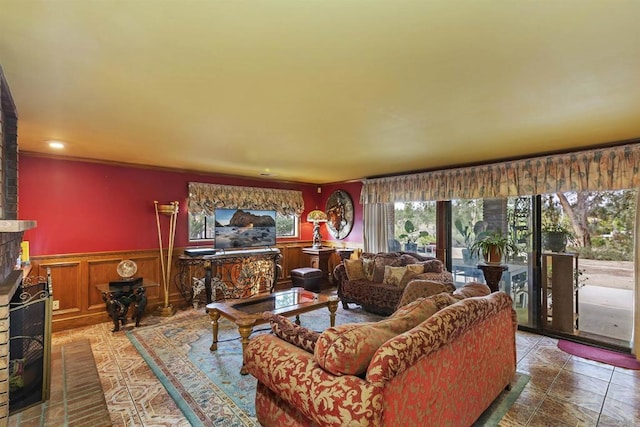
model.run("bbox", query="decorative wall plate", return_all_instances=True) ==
[117,259,138,278]
[325,190,354,240]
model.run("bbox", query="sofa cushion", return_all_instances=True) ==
[414,270,455,285]
[453,282,491,299]
[344,259,366,281]
[399,253,419,265]
[382,265,407,287]
[314,298,439,376]
[396,280,456,308]
[264,313,320,353]
[418,258,444,273]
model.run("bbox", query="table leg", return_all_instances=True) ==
[295,314,301,325]
[237,321,255,375]
[209,309,220,351]
[327,299,338,327]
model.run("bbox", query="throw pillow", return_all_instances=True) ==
[344,259,366,281]
[264,313,320,353]
[314,298,438,376]
[362,257,375,281]
[398,270,421,289]
[383,265,407,287]
[372,254,402,283]
[405,263,424,274]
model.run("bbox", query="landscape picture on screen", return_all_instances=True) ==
[214,208,277,249]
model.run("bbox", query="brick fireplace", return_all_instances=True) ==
[0,66,38,425]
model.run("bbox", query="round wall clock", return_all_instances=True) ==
[325,190,354,240]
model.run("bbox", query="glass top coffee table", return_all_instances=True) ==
[206,287,339,374]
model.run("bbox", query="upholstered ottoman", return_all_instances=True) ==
[290,267,323,292]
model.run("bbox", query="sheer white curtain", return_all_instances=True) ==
[363,203,390,253]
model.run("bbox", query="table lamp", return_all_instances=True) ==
[307,209,328,249]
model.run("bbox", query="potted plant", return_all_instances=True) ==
[542,223,572,252]
[454,219,487,265]
[470,231,518,265]
[398,220,428,252]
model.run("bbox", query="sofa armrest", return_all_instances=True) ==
[245,334,382,426]
[367,292,515,387]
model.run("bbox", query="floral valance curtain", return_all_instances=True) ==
[361,143,640,204]
[188,182,305,216]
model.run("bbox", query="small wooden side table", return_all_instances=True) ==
[477,264,508,293]
[302,247,335,283]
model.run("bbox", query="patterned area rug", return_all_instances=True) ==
[127,306,528,426]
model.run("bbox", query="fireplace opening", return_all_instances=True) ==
[8,269,52,413]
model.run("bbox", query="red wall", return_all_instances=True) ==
[18,155,345,256]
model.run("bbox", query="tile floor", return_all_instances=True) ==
[9,307,640,426]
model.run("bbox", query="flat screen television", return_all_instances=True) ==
[214,208,277,249]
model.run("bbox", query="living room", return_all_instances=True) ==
[2,1,640,426]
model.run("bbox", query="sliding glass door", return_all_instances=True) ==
[449,196,536,327]
[540,190,636,350]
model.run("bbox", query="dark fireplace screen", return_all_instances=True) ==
[9,271,52,413]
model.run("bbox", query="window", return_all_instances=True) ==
[392,201,436,253]
[275,212,299,238]
[188,211,298,241]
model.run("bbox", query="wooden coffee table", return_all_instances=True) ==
[206,287,339,374]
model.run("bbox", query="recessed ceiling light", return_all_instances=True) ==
[46,140,65,149]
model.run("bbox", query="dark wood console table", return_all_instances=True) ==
[176,248,282,305]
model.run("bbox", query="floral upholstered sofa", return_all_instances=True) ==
[333,251,455,315]
[244,284,517,427]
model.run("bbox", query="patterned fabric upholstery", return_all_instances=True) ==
[244,292,517,427]
[264,313,320,353]
[453,282,491,299]
[334,251,454,315]
[396,280,457,309]
[314,299,438,375]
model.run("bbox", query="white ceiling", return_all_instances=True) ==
[1,1,639,184]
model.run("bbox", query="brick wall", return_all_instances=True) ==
[0,67,23,425]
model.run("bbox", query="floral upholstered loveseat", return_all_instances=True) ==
[333,251,455,315]
[244,284,517,427]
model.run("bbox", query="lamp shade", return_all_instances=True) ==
[307,209,328,223]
